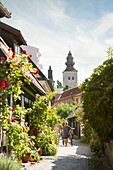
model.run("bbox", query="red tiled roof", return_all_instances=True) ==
[55,93,62,101]
[60,87,82,99]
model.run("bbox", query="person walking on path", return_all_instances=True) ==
[63,121,71,147]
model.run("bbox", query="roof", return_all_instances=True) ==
[0,2,11,18]
[27,57,54,92]
[54,93,62,101]
[0,21,27,45]
[60,87,82,99]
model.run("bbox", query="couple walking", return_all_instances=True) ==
[58,120,74,147]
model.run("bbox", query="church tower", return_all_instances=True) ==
[48,66,55,87]
[63,51,78,88]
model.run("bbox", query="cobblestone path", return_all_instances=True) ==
[27,139,111,170]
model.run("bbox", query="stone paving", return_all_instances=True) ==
[26,139,112,170]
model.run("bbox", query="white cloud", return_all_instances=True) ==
[94,13,113,36]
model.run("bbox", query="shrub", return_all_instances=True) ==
[81,49,113,142]
[89,138,103,157]
[42,143,57,156]
[0,154,21,170]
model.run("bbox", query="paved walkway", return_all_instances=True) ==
[27,139,111,170]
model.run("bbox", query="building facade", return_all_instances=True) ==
[54,87,82,108]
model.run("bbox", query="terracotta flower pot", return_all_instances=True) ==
[22,153,30,163]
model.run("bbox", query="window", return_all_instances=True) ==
[68,77,70,80]
[76,98,78,103]
[14,43,20,54]
[72,77,74,80]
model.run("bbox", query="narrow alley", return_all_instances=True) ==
[27,139,111,170]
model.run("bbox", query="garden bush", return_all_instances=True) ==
[41,143,57,156]
[81,48,113,143]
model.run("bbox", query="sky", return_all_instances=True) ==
[2,0,113,86]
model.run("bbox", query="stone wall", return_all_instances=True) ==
[104,140,113,169]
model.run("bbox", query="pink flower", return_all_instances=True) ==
[1,57,5,60]
[49,141,52,144]
[23,50,26,54]
[38,149,42,154]
[21,84,24,87]
[23,128,26,132]
[12,108,15,112]
[12,118,15,122]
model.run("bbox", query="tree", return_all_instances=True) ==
[81,48,113,142]
[56,103,75,119]
[56,80,63,88]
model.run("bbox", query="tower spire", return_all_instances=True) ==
[65,51,75,71]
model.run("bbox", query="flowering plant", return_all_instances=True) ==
[0,51,37,157]
[30,150,40,162]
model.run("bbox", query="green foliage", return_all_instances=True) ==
[56,103,75,119]
[89,138,103,157]
[0,154,21,170]
[34,125,58,155]
[81,47,113,142]
[29,92,56,134]
[41,143,57,156]
[56,80,63,88]
[82,121,94,143]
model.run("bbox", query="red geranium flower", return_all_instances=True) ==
[12,108,15,112]
[49,141,52,144]
[1,57,5,60]
[8,48,11,51]
[5,81,9,88]
[0,80,9,90]
[23,128,26,132]
[12,118,15,122]
[38,149,42,154]
[21,84,24,87]
[29,54,32,57]
[34,69,39,74]
[23,50,26,54]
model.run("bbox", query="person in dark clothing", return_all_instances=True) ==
[63,121,71,146]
